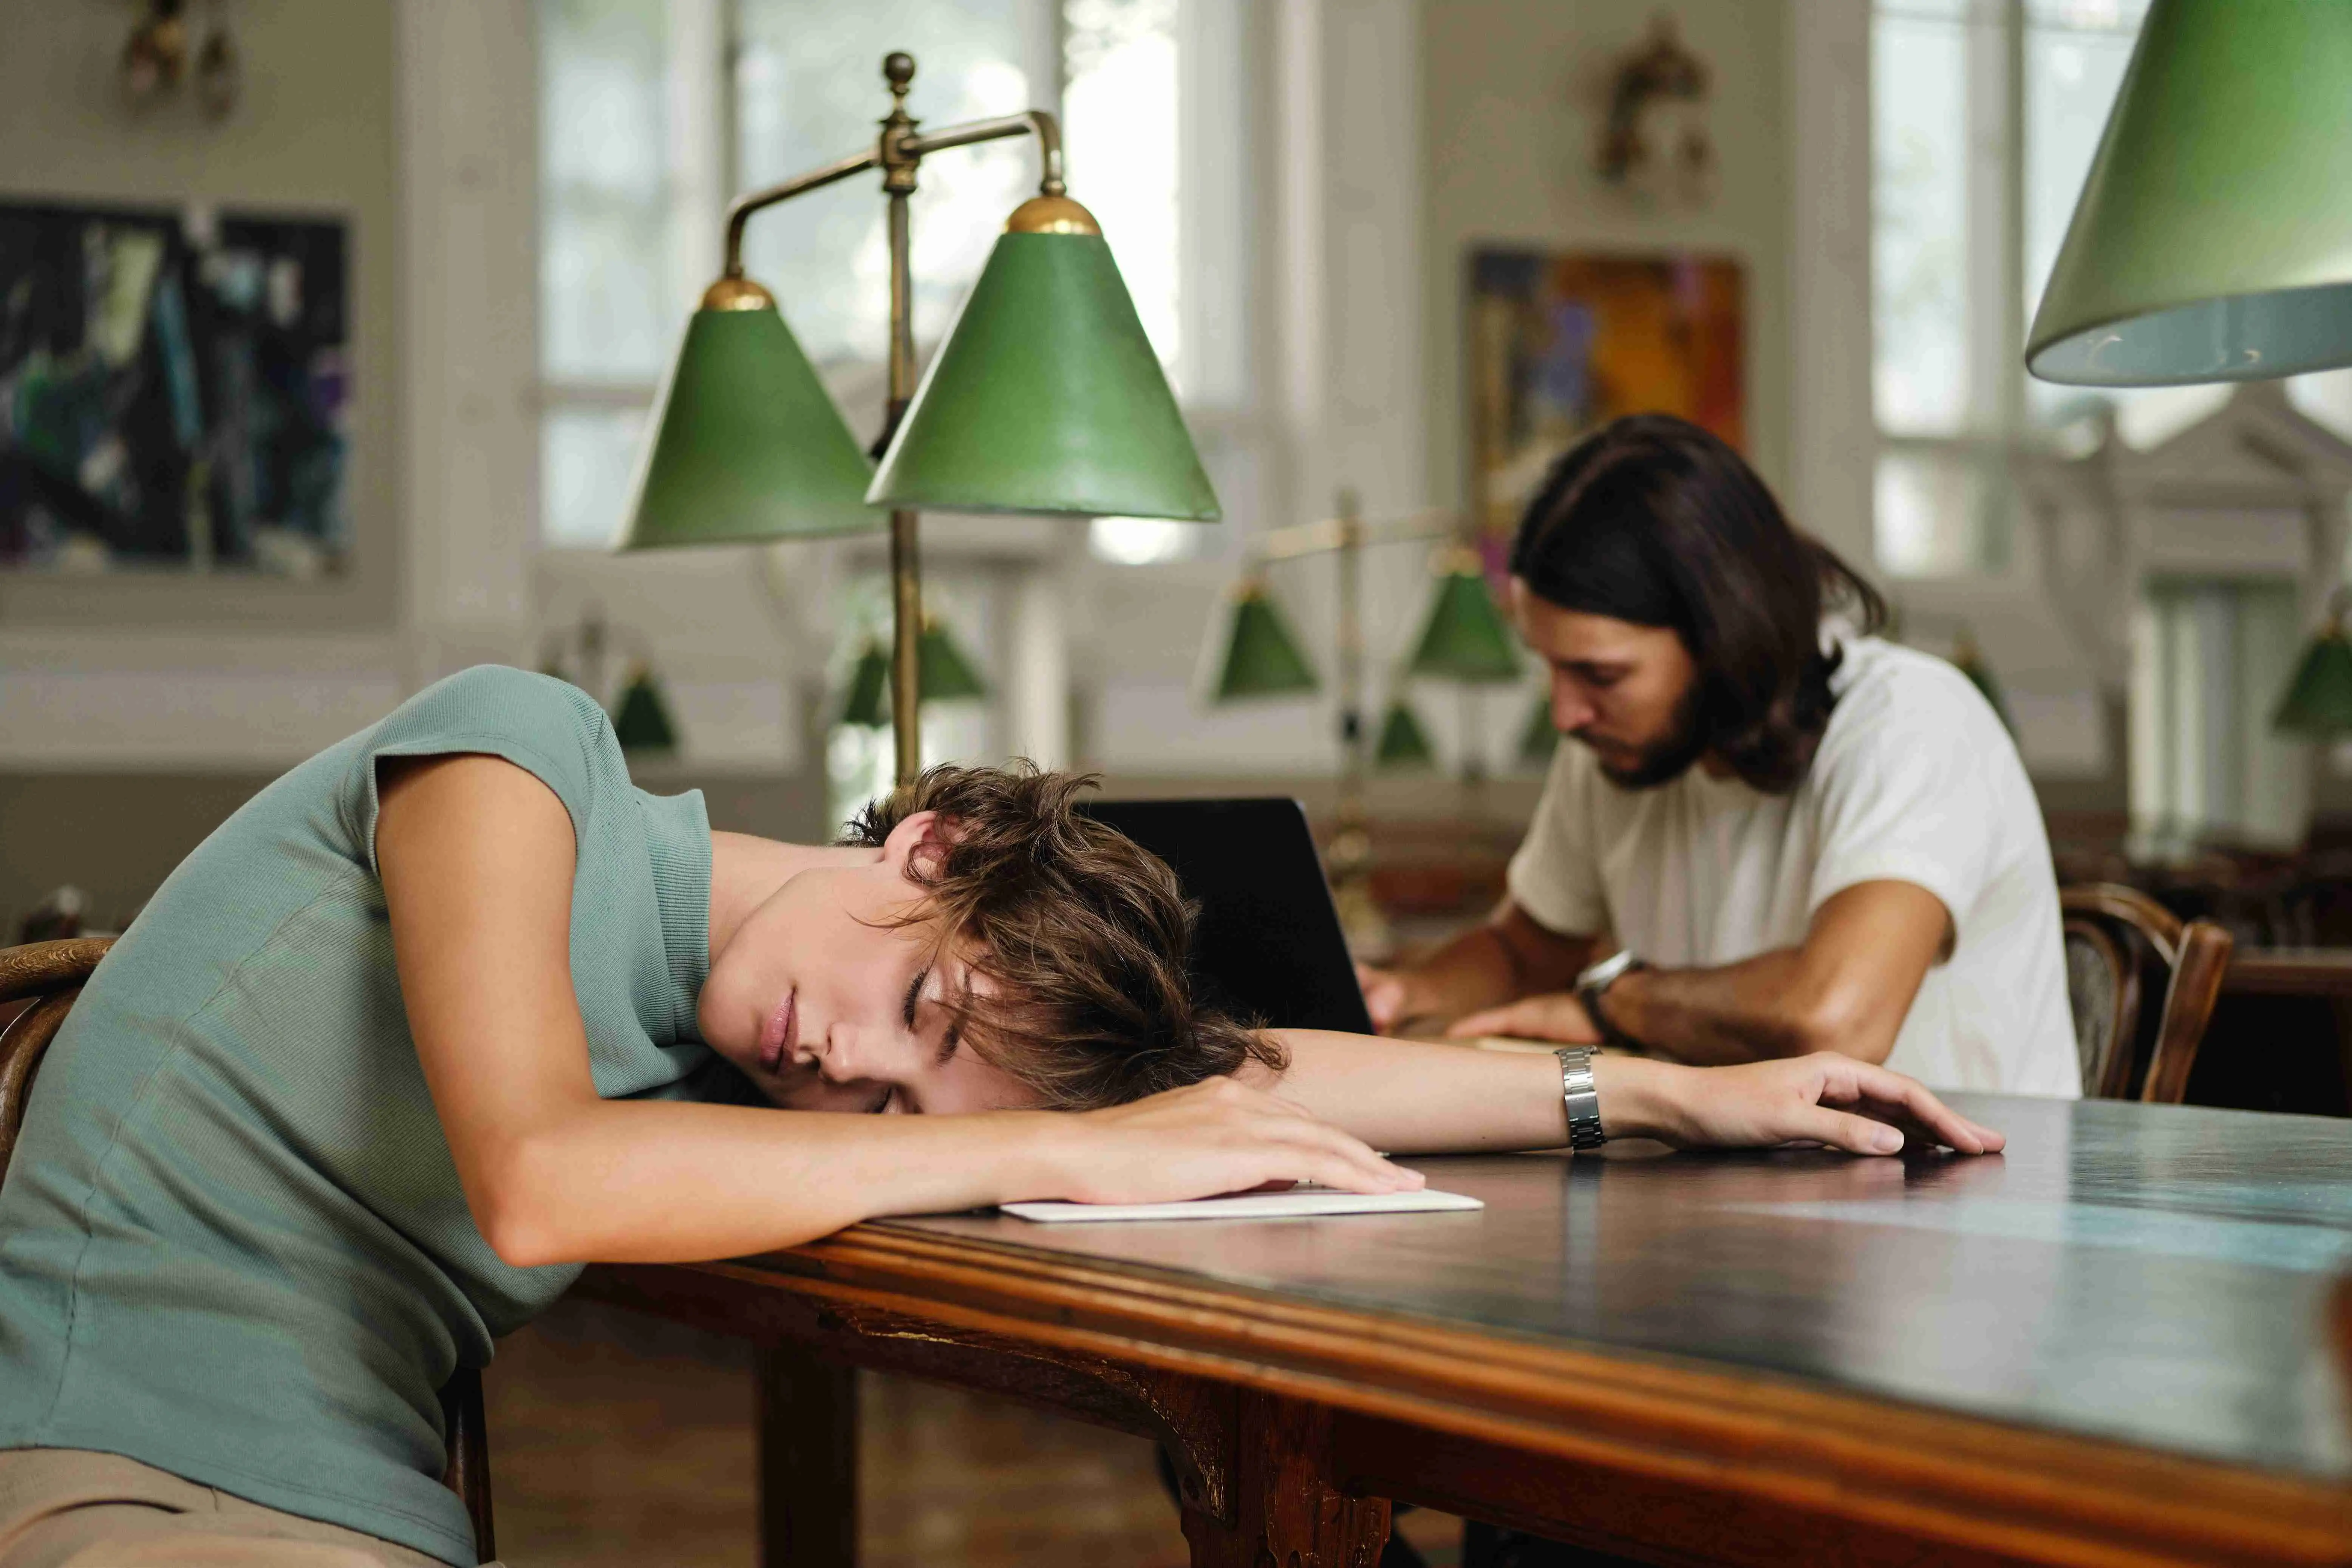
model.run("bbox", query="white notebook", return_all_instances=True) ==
[1000,1186,1483,1223]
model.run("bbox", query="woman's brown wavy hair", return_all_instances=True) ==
[841,764,1285,1110]
[1509,413,1888,793]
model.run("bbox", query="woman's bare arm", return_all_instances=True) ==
[376,755,1412,1266]
[1255,1030,2004,1157]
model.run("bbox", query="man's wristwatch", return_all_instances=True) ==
[1574,948,1649,1050]
[1555,1046,1607,1149]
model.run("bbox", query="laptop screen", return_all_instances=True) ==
[1079,798,1375,1036]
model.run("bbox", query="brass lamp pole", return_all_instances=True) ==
[707,55,1065,784]
[1249,500,1461,948]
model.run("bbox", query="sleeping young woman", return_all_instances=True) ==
[0,665,2000,1568]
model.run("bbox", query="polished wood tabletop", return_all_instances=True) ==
[582,1093,2352,1567]
[897,1093,2352,1481]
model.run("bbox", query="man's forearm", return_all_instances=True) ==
[1603,948,1881,1067]
[1391,923,1531,1025]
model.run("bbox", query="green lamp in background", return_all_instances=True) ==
[611,664,680,755]
[838,620,990,727]
[868,197,1219,521]
[1374,698,1438,771]
[840,641,891,728]
[2026,1,2352,386]
[2275,598,2352,738]
[1405,551,1522,684]
[1208,579,1319,701]
[914,618,989,701]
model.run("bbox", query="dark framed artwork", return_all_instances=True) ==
[0,199,351,575]
[1467,249,1744,540]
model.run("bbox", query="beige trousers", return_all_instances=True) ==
[0,1450,501,1568]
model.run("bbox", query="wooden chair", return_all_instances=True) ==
[2060,884,2233,1103]
[0,938,496,1557]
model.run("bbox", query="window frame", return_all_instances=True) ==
[531,0,1257,559]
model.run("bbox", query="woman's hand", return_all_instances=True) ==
[1040,1078,1425,1205]
[1631,1053,2004,1155]
[1444,990,1601,1044]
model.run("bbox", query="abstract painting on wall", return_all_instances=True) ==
[1467,249,1743,540]
[0,199,349,576]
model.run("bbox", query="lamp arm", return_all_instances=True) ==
[722,146,882,278]
[1261,507,1461,563]
[900,108,1066,197]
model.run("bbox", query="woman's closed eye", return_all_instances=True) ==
[903,962,965,1065]
[867,1083,895,1115]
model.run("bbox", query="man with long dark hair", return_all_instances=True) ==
[1361,414,2077,1096]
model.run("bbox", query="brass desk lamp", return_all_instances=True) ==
[621,52,1219,786]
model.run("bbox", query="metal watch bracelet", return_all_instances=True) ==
[1574,948,1648,1052]
[1555,1046,1607,1150]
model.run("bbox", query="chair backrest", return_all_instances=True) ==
[2058,884,2234,1104]
[0,938,494,1559]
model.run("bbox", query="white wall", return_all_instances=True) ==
[1421,0,1792,506]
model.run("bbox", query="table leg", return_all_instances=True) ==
[1178,1389,1391,1568]
[756,1344,857,1568]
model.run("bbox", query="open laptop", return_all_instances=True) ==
[1078,798,1375,1036]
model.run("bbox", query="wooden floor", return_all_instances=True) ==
[487,1297,1465,1567]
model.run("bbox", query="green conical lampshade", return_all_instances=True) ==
[612,666,679,753]
[1209,581,1318,702]
[622,280,881,547]
[840,641,890,728]
[1374,699,1437,771]
[1517,692,1559,767]
[2026,1,2352,385]
[914,619,988,702]
[838,622,990,727]
[2274,619,2352,737]
[1407,555,1521,684]
[869,197,1220,520]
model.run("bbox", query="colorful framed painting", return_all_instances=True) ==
[1467,249,1744,540]
[0,199,351,576]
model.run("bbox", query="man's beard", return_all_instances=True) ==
[1578,689,1706,790]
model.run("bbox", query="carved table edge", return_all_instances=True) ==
[573,1228,2352,1568]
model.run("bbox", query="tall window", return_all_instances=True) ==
[535,0,1242,554]
[1869,0,2165,579]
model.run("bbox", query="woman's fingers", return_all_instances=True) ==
[1792,1104,1908,1156]
[1823,1059,2003,1154]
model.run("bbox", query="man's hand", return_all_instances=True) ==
[1443,991,1601,1044]
[1354,962,1425,1034]
[1355,908,1598,1035]
[1633,1053,2004,1155]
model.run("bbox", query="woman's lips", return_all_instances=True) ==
[758,989,797,1075]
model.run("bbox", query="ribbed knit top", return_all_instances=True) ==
[0,666,731,1565]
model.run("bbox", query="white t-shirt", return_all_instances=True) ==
[1506,637,2079,1096]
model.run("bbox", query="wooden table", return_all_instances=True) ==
[576,1095,2352,1567]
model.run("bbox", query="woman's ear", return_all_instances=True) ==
[881,808,954,880]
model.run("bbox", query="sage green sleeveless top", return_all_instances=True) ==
[0,665,738,1565]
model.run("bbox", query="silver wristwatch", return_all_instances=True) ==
[1555,1046,1606,1150]
[1574,948,1648,1051]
